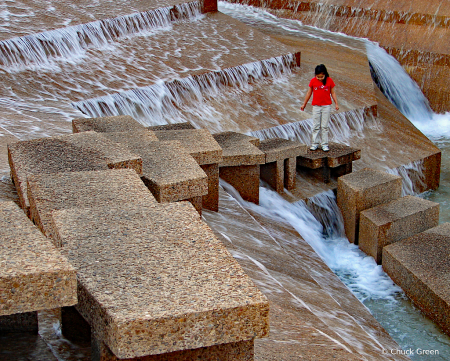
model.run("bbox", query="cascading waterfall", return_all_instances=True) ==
[0,1,201,70]
[386,160,427,197]
[72,53,299,127]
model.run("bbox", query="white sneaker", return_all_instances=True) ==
[310,144,318,151]
[322,145,329,152]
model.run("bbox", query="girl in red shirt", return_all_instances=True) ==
[300,64,339,151]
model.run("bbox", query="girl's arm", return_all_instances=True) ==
[300,87,312,111]
[331,87,339,111]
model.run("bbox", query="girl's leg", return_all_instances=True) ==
[320,105,331,147]
[311,106,322,146]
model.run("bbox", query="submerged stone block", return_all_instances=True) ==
[52,202,269,359]
[359,196,439,264]
[92,335,254,361]
[72,115,147,133]
[27,169,156,245]
[102,132,208,203]
[337,168,402,244]
[0,201,77,316]
[383,223,450,335]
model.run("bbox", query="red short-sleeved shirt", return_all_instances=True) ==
[309,77,335,106]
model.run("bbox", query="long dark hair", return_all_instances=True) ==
[315,64,329,86]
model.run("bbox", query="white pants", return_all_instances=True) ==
[311,105,331,147]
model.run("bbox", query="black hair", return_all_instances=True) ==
[315,64,329,86]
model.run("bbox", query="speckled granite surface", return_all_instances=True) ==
[260,160,284,193]
[52,202,269,359]
[297,143,360,169]
[258,138,307,163]
[102,132,208,203]
[27,169,156,245]
[383,223,450,335]
[200,163,219,211]
[359,195,439,263]
[72,115,147,133]
[0,201,77,316]
[337,168,402,244]
[213,132,265,166]
[220,165,261,204]
[154,129,222,165]
[147,122,195,131]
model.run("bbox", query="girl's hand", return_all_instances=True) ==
[300,105,305,111]
[335,105,339,111]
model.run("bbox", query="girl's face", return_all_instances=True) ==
[316,73,326,81]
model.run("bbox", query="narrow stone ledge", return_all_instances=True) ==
[72,115,147,133]
[147,122,195,131]
[27,169,156,245]
[337,168,402,244]
[383,223,450,335]
[0,201,77,316]
[51,202,269,359]
[359,195,439,264]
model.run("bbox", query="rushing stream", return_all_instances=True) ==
[218,2,450,359]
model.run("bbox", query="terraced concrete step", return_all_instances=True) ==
[0,201,77,316]
[51,202,269,359]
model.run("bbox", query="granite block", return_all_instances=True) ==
[260,160,284,193]
[383,223,450,335]
[297,143,360,170]
[0,201,77,316]
[284,157,296,190]
[0,311,38,333]
[72,115,146,133]
[213,132,265,167]
[337,168,402,243]
[220,165,260,204]
[258,138,307,163]
[51,202,269,358]
[147,122,195,131]
[359,195,439,263]
[102,133,208,203]
[27,169,156,244]
[93,335,254,361]
[154,129,222,165]
[183,195,203,217]
[201,163,219,212]
[8,137,108,214]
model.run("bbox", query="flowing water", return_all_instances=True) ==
[1,0,450,359]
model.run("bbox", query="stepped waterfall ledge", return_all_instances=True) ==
[0,0,449,360]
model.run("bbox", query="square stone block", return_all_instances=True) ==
[337,168,402,244]
[27,169,156,245]
[213,132,264,167]
[153,129,222,165]
[383,223,450,335]
[258,138,307,163]
[0,201,77,316]
[102,133,208,203]
[51,202,269,359]
[359,196,439,264]
[220,164,260,204]
[72,115,146,133]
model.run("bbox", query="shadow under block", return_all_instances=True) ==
[92,335,254,361]
[27,169,157,245]
[383,223,450,335]
[260,160,284,193]
[61,306,91,344]
[51,202,269,359]
[337,168,402,244]
[8,131,142,214]
[0,201,77,316]
[102,132,208,203]
[72,115,147,133]
[154,129,222,211]
[0,311,38,333]
[359,196,440,264]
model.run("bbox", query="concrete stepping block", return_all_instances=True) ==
[102,132,208,204]
[72,115,146,133]
[51,202,269,359]
[153,129,222,212]
[258,138,307,193]
[8,132,142,214]
[213,132,265,204]
[0,201,77,316]
[297,143,361,183]
[359,195,439,264]
[27,169,157,245]
[147,122,195,131]
[337,168,402,244]
[383,223,450,335]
